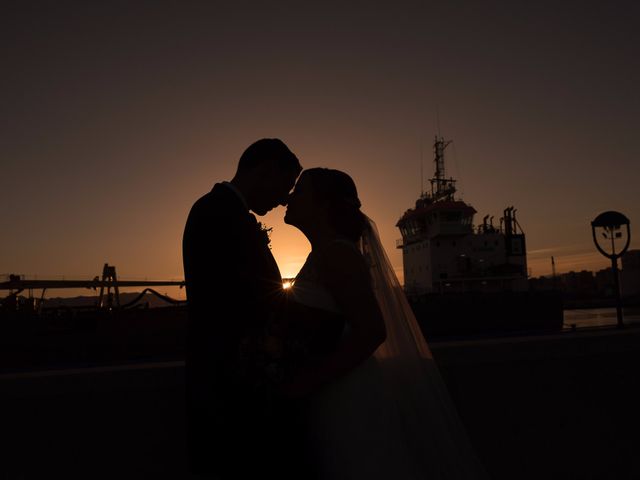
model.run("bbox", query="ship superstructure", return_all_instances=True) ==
[397,136,528,295]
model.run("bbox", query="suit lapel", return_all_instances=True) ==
[213,183,282,289]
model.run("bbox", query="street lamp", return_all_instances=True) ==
[591,211,631,327]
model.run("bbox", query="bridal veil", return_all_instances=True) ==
[359,216,488,479]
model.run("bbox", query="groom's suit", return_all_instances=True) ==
[183,182,284,478]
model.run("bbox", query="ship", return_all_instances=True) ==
[396,135,563,337]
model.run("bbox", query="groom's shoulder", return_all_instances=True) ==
[189,184,237,218]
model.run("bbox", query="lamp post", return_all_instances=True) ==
[591,211,631,328]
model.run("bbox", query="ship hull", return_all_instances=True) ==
[409,290,564,338]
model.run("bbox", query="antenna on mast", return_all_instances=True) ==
[420,139,424,196]
[431,134,454,201]
[436,105,442,137]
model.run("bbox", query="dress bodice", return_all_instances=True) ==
[291,250,342,314]
[287,240,362,357]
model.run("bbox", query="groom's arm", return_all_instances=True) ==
[184,203,257,375]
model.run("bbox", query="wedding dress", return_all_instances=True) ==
[291,218,487,480]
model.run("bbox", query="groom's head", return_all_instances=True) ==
[232,138,302,216]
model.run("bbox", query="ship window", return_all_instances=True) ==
[444,212,462,222]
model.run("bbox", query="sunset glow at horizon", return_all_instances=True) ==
[2,2,638,294]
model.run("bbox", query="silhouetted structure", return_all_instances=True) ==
[398,136,527,295]
[396,135,562,335]
[622,249,640,298]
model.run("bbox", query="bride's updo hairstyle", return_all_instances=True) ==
[303,168,368,243]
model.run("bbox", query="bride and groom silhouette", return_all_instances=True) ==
[183,139,487,479]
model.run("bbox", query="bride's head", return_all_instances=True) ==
[285,168,367,243]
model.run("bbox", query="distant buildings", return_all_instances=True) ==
[595,268,614,297]
[622,249,640,298]
[529,249,640,300]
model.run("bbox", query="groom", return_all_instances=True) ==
[182,138,302,479]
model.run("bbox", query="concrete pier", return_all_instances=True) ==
[3,326,640,479]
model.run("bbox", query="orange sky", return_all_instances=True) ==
[1,2,639,299]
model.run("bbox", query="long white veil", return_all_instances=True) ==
[360,216,488,479]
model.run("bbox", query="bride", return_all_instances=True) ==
[279,168,488,479]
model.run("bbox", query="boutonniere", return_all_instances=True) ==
[257,222,273,249]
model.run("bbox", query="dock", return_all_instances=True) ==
[2,325,640,479]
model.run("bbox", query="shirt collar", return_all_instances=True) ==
[221,181,249,211]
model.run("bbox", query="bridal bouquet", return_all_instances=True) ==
[235,305,310,393]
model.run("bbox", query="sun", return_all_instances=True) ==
[282,280,293,290]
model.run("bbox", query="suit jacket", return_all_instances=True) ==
[182,183,284,477]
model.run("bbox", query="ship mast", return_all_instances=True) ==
[430,135,456,202]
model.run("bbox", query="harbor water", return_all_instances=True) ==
[563,306,640,329]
